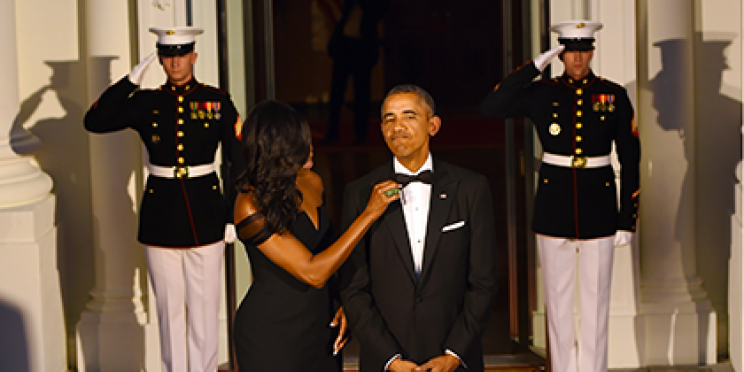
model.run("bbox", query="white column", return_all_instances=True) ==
[0,1,63,371]
[731,163,743,371]
[637,0,716,365]
[75,1,149,371]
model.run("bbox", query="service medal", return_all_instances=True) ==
[549,123,561,136]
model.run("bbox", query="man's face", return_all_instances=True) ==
[159,52,197,85]
[380,93,440,165]
[561,50,594,80]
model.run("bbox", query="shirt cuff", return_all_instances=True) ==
[445,349,466,369]
[385,354,401,371]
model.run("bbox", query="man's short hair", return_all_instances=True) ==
[384,84,437,116]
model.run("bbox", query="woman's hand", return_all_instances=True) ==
[331,306,349,355]
[363,180,401,218]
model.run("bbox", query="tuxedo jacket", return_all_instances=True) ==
[339,159,499,371]
[480,63,640,239]
[84,77,243,247]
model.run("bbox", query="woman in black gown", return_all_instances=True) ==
[233,101,399,371]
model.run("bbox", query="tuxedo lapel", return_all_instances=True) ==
[421,162,456,281]
[375,165,418,283]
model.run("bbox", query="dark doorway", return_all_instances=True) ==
[240,0,544,367]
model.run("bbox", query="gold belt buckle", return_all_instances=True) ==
[174,166,189,178]
[571,156,588,168]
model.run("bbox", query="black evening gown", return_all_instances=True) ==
[234,201,341,372]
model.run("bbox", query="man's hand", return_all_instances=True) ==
[416,354,460,372]
[224,223,237,244]
[533,44,566,72]
[389,357,421,372]
[614,230,634,246]
[128,51,157,85]
[330,306,348,355]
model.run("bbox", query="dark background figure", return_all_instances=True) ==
[323,0,390,145]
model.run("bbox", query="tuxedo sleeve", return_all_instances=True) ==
[480,61,541,120]
[443,174,499,362]
[339,183,402,368]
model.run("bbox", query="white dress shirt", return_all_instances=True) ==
[393,155,433,276]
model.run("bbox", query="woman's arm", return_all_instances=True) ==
[234,179,399,288]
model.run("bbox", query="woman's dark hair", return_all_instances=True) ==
[237,100,312,234]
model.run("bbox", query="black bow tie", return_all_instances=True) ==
[395,170,433,186]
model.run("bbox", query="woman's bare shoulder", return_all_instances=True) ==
[234,190,260,222]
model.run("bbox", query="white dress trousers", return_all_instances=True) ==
[537,235,614,372]
[145,241,225,372]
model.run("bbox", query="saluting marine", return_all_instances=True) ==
[84,26,243,372]
[480,21,640,372]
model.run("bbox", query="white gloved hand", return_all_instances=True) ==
[614,230,634,246]
[224,223,237,244]
[127,51,158,85]
[533,44,566,72]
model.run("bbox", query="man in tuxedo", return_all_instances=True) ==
[339,84,499,372]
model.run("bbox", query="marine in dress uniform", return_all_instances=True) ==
[84,26,243,372]
[480,21,640,372]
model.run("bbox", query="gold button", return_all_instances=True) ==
[582,79,588,84]
[149,189,154,193]
[569,78,574,83]
[575,148,583,155]
[178,118,184,125]
[601,116,606,121]
[178,96,184,102]
[152,122,158,128]
[153,109,159,114]
[633,214,637,218]
[577,110,582,117]
[576,135,583,142]
[578,99,583,105]
[553,102,559,106]
[171,86,176,91]
[177,131,184,137]
[204,122,210,128]
[553,113,558,118]
[185,85,190,90]
[178,107,184,113]
[178,157,185,164]
[212,185,218,190]
[576,88,583,95]
[576,122,583,129]
[606,182,610,186]
[544,178,548,184]
[178,144,184,151]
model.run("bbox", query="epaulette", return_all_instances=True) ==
[598,77,625,90]
[201,83,229,96]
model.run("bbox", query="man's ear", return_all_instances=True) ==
[191,52,199,65]
[428,115,441,137]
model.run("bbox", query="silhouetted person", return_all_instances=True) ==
[323,0,390,145]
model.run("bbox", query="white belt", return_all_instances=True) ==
[542,152,611,169]
[147,162,216,179]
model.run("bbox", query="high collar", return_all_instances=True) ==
[559,70,597,89]
[162,78,199,95]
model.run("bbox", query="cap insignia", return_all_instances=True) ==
[166,30,175,35]
[577,23,586,28]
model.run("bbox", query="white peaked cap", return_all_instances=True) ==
[149,26,204,46]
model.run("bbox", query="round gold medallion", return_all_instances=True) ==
[549,123,561,136]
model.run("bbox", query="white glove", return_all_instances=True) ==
[614,230,634,246]
[533,44,566,72]
[224,223,237,244]
[127,51,158,85]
